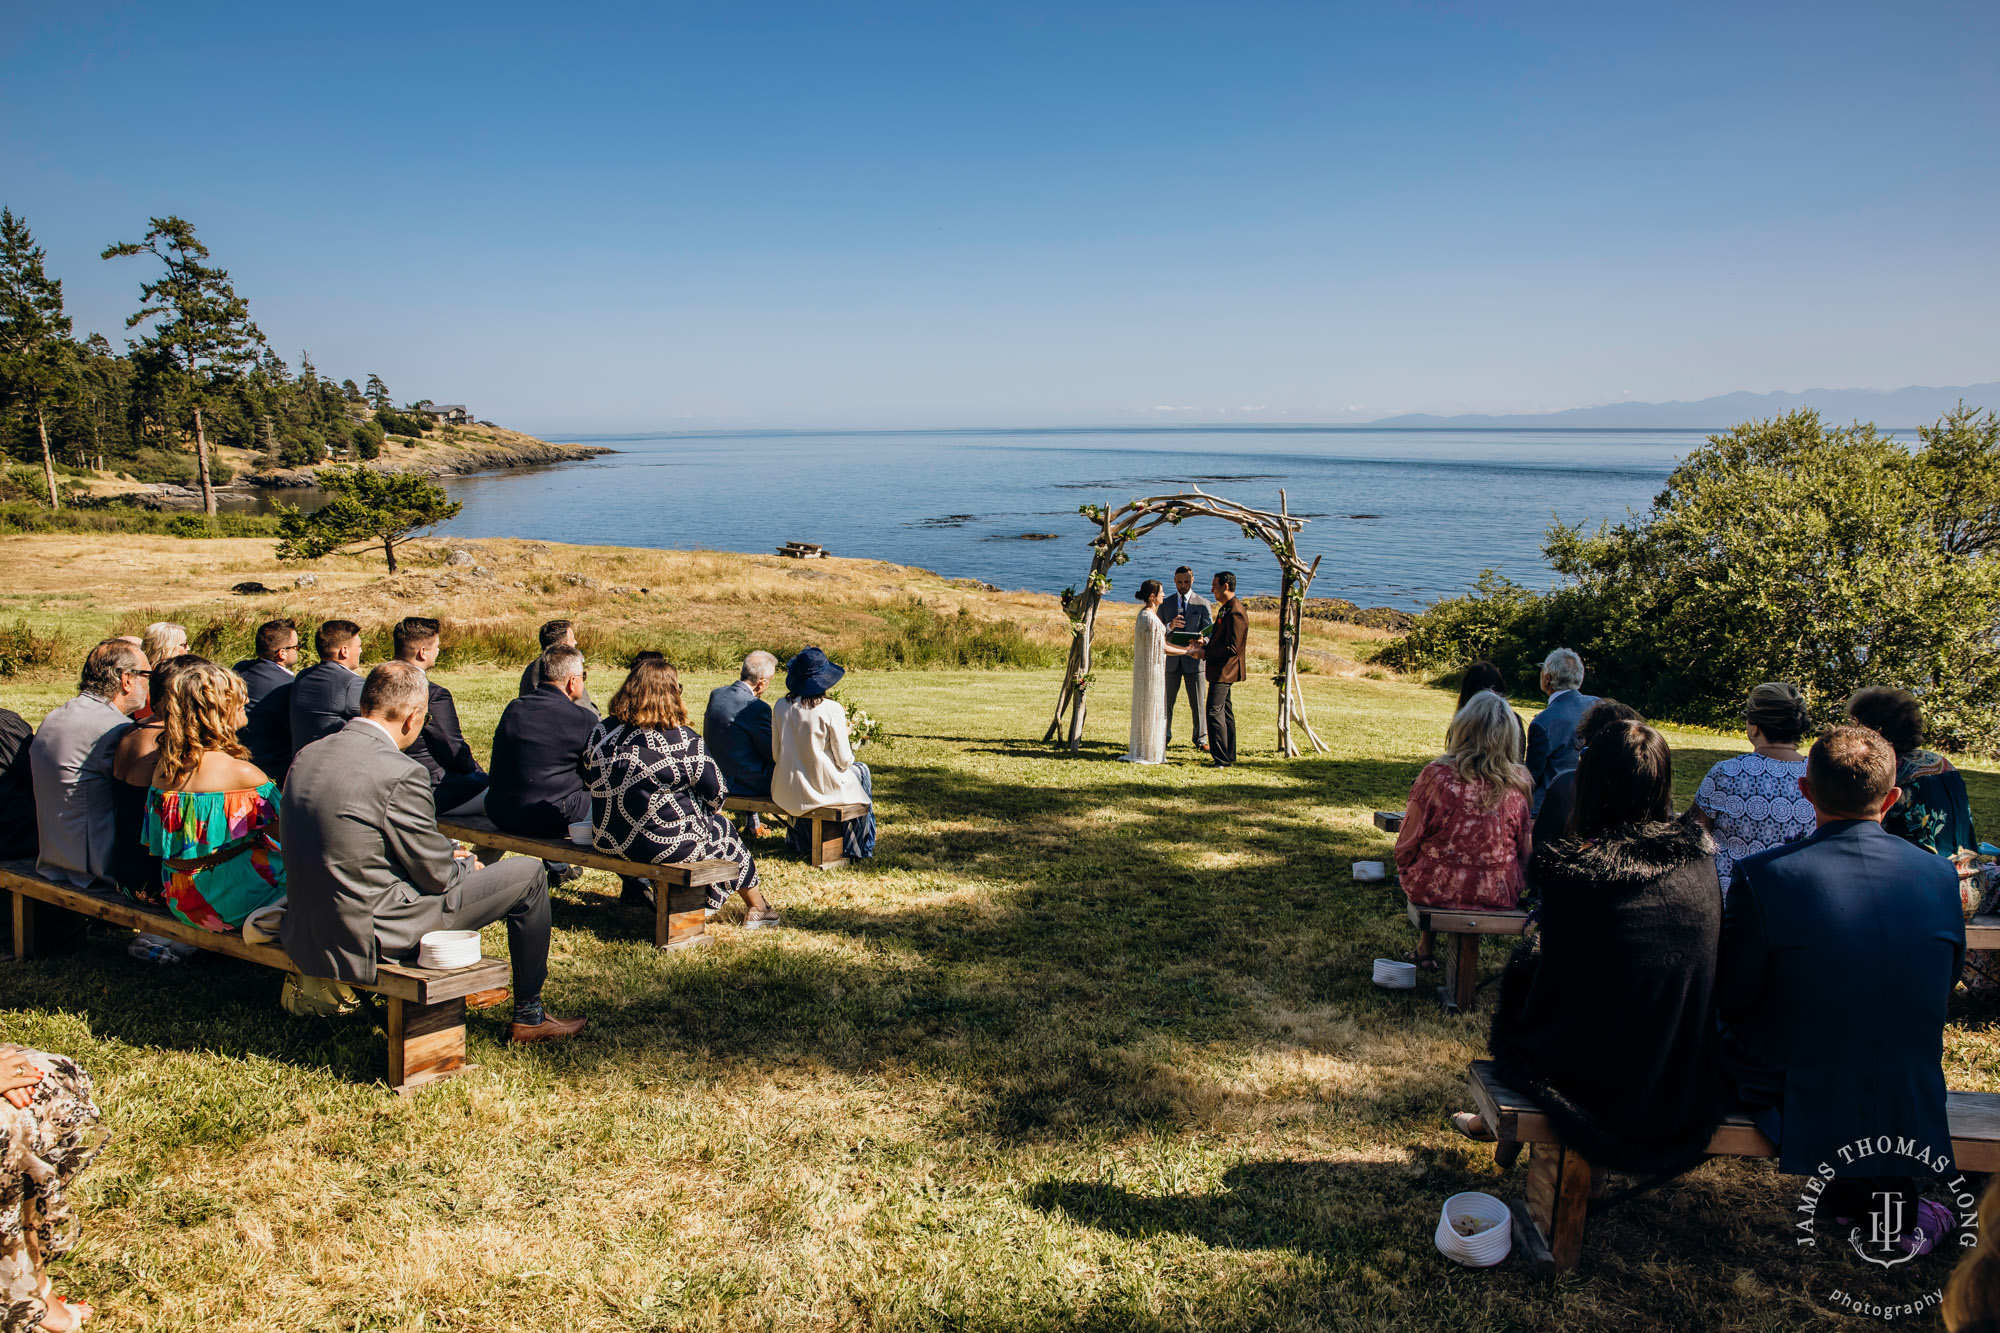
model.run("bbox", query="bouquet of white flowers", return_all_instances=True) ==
[830,692,888,749]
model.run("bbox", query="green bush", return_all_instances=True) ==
[0,503,283,537]
[375,409,429,438]
[164,514,212,538]
[353,421,385,460]
[1379,406,2000,752]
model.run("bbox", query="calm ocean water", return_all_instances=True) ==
[418,428,1707,609]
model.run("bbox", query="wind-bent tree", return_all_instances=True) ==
[275,466,462,572]
[104,217,265,515]
[365,373,391,412]
[0,209,75,507]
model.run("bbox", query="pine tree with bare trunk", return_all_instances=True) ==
[104,217,265,516]
[0,208,75,509]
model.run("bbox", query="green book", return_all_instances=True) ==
[1167,626,1209,647]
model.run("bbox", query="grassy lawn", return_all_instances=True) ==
[1,655,1995,1332]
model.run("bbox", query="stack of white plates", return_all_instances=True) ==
[1351,861,1387,882]
[418,929,482,970]
[1372,957,1417,989]
[1434,1191,1512,1267]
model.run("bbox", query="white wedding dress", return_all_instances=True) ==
[1122,608,1168,763]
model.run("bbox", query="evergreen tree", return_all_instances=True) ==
[275,466,462,572]
[0,209,75,507]
[365,373,390,412]
[104,217,266,514]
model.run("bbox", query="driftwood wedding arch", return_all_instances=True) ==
[1042,486,1329,757]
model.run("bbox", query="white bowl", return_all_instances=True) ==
[1434,1191,1512,1267]
[1372,958,1418,990]
[568,820,594,847]
[1351,861,1386,882]
[418,929,482,971]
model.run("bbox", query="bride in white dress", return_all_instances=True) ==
[1122,579,1194,763]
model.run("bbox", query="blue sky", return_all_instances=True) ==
[5,2,1996,432]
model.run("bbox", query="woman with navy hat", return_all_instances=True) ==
[771,647,876,860]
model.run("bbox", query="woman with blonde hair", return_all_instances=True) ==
[583,658,775,928]
[142,661,285,932]
[1394,690,1534,968]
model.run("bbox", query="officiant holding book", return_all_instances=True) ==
[1161,566,1212,751]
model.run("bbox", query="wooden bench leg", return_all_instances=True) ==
[1513,1140,1593,1274]
[657,879,711,951]
[1438,932,1480,1013]
[807,816,848,871]
[11,890,32,961]
[385,996,471,1095]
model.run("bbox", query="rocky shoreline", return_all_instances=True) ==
[243,439,612,489]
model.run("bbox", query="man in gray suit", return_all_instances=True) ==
[281,661,586,1044]
[29,639,148,889]
[1525,647,1599,816]
[1160,566,1212,750]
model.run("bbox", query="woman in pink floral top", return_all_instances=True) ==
[1395,690,1533,967]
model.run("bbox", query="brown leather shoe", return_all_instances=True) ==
[508,1013,588,1044]
[464,987,509,1011]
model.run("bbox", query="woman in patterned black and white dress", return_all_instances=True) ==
[583,658,779,927]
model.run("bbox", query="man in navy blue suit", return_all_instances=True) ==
[1719,725,1965,1193]
[232,618,298,780]
[1159,566,1212,751]
[704,650,777,798]
[1525,648,1598,815]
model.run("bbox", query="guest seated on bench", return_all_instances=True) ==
[110,653,205,906]
[133,621,186,721]
[30,639,148,892]
[772,648,875,861]
[490,643,598,890]
[289,618,366,757]
[281,662,586,1044]
[1529,698,1640,857]
[585,658,780,928]
[1720,724,1964,1248]
[143,661,286,932]
[232,618,297,781]
[1469,720,1726,1169]
[520,619,597,714]
[705,651,777,834]
[1394,690,1531,969]
[1690,682,1816,896]
[394,616,490,817]
[0,704,35,861]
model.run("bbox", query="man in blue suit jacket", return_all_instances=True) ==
[288,619,366,766]
[232,618,298,780]
[704,651,777,802]
[1719,725,1965,1179]
[1159,566,1212,750]
[1525,648,1597,815]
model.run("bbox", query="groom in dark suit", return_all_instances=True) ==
[1189,570,1248,767]
[1160,566,1211,750]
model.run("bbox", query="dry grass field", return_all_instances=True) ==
[0,538,1992,1331]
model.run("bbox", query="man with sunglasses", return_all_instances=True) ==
[29,639,149,892]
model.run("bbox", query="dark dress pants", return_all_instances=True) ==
[1165,659,1206,746]
[1206,680,1236,766]
[379,857,552,1007]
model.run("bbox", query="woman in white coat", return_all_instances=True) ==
[771,647,876,859]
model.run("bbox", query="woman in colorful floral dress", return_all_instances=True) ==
[584,658,776,926]
[143,662,285,932]
[1395,690,1534,968]
[0,1045,106,1332]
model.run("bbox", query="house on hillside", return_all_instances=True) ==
[429,404,473,425]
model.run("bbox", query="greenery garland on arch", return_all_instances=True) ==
[1042,486,1329,756]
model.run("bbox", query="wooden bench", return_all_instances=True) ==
[777,541,827,559]
[1968,913,1999,950]
[1,860,508,1095]
[1372,811,1404,833]
[1465,1059,2000,1273]
[1405,900,1531,1013]
[436,815,738,951]
[721,796,869,870]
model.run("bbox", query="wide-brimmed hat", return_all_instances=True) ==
[786,646,845,697]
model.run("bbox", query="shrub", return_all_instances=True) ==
[165,514,213,538]
[0,618,72,677]
[353,421,385,460]
[0,503,283,537]
[375,409,429,438]
[1379,406,2000,751]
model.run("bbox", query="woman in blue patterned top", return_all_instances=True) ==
[1691,682,1816,893]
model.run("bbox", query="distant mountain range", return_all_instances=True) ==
[1366,382,2000,430]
